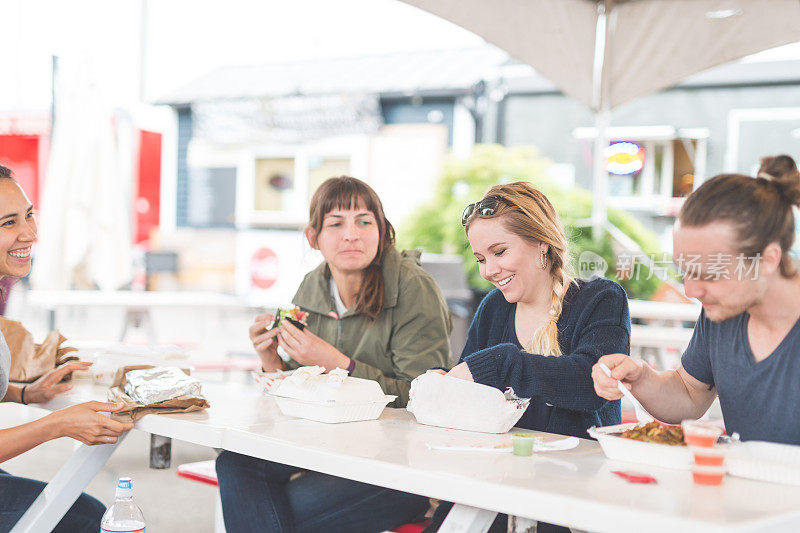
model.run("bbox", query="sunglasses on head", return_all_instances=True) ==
[461,195,502,226]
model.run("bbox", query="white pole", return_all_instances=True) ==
[139,0,148,102]
[590,1,612,240]
[592,108,610,239]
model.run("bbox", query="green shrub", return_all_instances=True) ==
[397,144,663,299]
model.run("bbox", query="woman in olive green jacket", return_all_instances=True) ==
[249,178,450,407]
[287,245,449,406]
[216,176,450,533]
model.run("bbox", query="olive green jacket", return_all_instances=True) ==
[289,248,451,407]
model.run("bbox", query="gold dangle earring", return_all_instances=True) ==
[540,250,547,269]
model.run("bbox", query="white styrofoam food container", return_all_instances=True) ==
[270,395,396,424]
[727,440,800,486]
[274,369,383,402]
[587,423,691,470]
[269,371,396,423]
[406,373,529,434]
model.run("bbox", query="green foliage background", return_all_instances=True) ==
[396,144,663,299]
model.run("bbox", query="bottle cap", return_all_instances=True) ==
[116,477,133,498]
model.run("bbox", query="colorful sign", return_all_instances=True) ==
[605,142,645,175]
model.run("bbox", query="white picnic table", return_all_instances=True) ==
[10,379,800,533]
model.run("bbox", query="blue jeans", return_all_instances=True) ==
[216,451,429,533]
[0,468,105,533]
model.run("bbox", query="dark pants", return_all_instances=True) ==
[424,501,571,533]
[0,468,105,533]
[216,450,429,533]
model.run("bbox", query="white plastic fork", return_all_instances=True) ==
[598,363,655,424]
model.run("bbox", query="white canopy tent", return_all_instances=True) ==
[399,0,800,234]
[31,57,134,291]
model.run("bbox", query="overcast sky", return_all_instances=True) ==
[1,0,480,112]
[3,0,800,114]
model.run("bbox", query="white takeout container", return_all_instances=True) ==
[269,395,396,424]
[727,440,800,486]
[406,373,529,434]
[587,423,691,470]
[269,372,396,423]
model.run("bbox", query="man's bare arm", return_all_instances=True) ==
[592,355,717,422]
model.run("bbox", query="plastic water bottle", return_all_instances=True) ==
[100,477,146,533]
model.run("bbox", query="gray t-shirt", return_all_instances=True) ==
[682,310,800,445]
[0,328,10,401]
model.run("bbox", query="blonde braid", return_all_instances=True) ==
[528,257,569,356]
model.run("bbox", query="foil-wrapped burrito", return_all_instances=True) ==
[123,366,203,405]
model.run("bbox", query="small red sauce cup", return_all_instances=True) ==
[682,420,722,447]
[691,465,726,486]
[690,445,726,467]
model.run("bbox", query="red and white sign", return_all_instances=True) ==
[236,230,322,305]
[250,247,280,289]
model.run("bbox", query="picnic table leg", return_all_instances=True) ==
[10,435,126,533]
[150,434,172,469]
[142,309,157,344]
[438,503,498,533]
[120,309,157,343]
[508,515,536,532]
[120,309,133,341]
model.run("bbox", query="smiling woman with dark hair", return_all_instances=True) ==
[0,165,134,532]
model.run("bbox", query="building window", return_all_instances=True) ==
[186,166,237,228]
[307,156,351,203]
[573,125,709,211]
[242,152,354,227]
[254,157,296,212]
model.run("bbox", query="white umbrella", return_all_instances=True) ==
[399,0,800,234]
[31,57,133,291]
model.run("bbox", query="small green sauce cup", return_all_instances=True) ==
[512,433,538,456]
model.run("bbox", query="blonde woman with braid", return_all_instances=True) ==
[425,182,630,533]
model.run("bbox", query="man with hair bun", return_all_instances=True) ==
[592,154,800,445]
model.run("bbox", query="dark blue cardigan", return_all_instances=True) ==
[461,278,630,439]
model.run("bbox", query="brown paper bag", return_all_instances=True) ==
[3,318,79,383]
[109,365,210,421]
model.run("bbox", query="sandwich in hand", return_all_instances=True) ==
[269,307,309,331]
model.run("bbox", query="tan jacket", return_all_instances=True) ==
[290,248,451,407]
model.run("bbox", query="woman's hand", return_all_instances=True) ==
[48,401,134,445]
[446,362,474,381]
[278,321,351,370]
[249,314,283,371]
[23,361,93,404]
[426,369,447,376]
